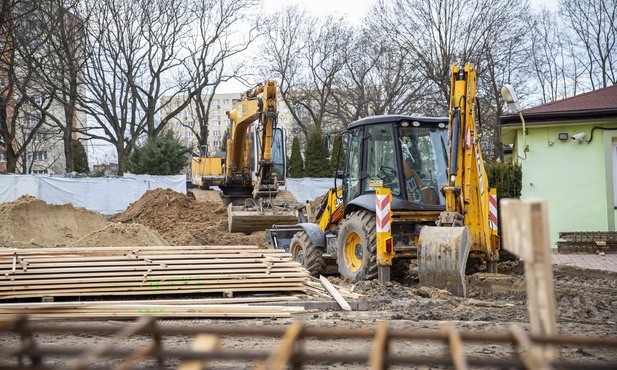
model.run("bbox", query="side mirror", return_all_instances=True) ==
[334,170,345,179]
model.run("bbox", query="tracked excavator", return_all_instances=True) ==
[266,64,500,296]
[191,80,297,233]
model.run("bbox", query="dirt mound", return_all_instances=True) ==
[111,188,267,247]
[71,223,169,247]
[0,195,109,248]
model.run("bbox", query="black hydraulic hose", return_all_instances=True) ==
[449,109,461,186]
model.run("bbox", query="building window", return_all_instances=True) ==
[223,99,229,105]
[212,99,219,106]
[212,110,220,116]
[27,151,47,161]
[25,114,40,126]
[34,133,46,142]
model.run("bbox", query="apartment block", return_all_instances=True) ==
[161,92,296,156]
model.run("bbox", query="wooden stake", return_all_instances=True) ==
[500,199,558,361]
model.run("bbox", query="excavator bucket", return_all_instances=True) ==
[418,226,472,297]
[227,199,298,234]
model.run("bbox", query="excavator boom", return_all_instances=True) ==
[418,64,500,296]
[191,80,297,233]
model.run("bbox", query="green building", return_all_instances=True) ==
[500,84,617,247]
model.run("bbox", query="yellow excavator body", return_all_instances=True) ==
[190,80,296,233]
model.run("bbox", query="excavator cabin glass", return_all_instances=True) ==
[342,117,449,207]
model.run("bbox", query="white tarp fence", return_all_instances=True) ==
[0,174,186,215]
[0,175,331,215]
[284,178,333,202]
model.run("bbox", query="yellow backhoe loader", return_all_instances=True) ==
[266,64,500,296]
[191,80,297,233]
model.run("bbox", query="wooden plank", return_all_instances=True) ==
[319,275,352,311]
[500,199,558,361]
[0,272,308,285]
[0,295,299,308]
[0,285,307,300]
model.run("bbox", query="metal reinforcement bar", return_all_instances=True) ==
[1,315,617,370]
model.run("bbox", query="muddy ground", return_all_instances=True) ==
[1,189,616,368]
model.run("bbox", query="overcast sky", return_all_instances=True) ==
[261,0,559,24]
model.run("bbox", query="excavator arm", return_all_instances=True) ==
[224,80,281,198]
[418,64,500,296]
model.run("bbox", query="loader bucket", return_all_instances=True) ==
[418,226,472,297]
[227,203,298,234]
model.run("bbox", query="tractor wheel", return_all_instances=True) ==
[336,211,378,281]
[290,231,325,277]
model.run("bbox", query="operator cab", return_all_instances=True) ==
[342,115,449,212]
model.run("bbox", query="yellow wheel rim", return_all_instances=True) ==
[343,231,363,273]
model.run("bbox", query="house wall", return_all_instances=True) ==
[508,122,617,248]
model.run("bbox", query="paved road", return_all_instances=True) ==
[552,250,617,272]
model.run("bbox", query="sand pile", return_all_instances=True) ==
[112,188,268,247]
[0,195,169,248]
[0,195,108,248]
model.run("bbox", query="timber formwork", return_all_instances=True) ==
[1,315,616,370]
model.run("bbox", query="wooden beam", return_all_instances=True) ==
[319,275,352,311]
[500,199,558,361]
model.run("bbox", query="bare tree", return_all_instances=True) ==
[177,0,258,151]
[260,6,350,139]
[327,28,429,128]
[0,0,58,173]
[27,0,89,173]
[560,0,617,89]
[81,0,257,175]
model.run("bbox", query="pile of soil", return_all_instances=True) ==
[111,188,268,247]
[0,195,108,248]
[0,196,169,248]
[70,223,168,247]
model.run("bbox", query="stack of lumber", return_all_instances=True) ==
[0,299,305,320]
[0,245,309,300]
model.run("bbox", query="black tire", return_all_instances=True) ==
[336,211,378,281]
[290,231,325,277]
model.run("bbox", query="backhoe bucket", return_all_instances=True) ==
[418,226,472,297]
[227,202,297,234]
